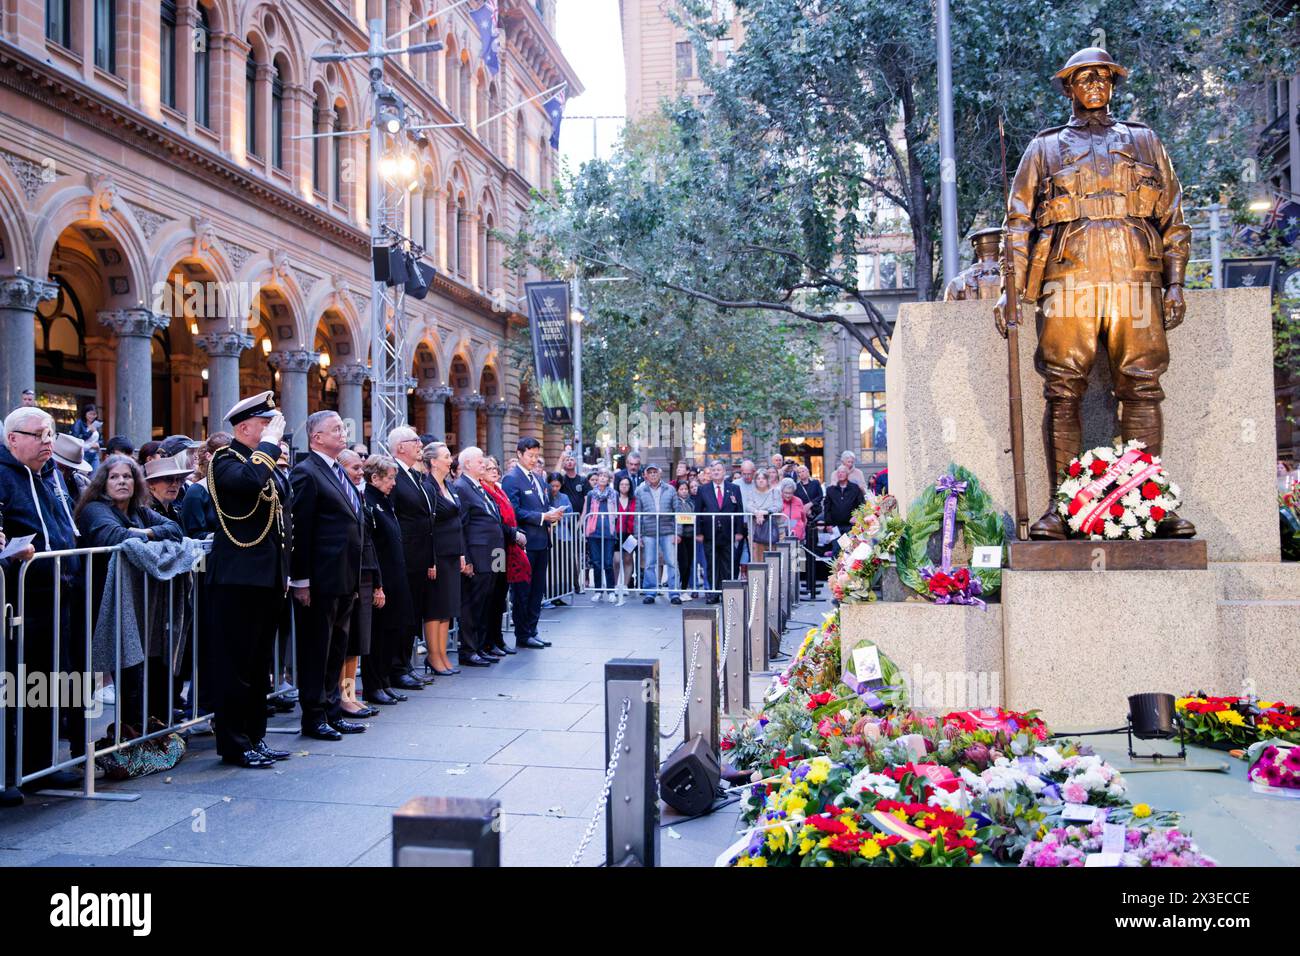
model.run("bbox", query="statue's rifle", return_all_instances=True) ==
[999,115,1030,541]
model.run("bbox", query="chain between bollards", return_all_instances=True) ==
[569,695,631,868]
[660,634,701,739]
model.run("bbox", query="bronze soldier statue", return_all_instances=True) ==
[995,47,1196,540]
[943,227,1003,301]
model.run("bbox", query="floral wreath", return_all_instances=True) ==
[1052,440,1182,540]
[895,465,1005,601]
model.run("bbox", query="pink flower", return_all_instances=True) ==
[1063,783,1088,804]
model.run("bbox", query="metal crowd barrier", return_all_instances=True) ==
[0,541,302,802]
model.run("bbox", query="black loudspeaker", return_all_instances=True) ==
[404,257,435,300]
[659,736,720,816]
[372,244,408,286]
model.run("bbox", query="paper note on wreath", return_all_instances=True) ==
[849,541,873,563]
[851,645,883,684]
[971,546,1002,569]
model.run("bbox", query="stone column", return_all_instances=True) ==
[268,349,319,452]
[416,385,452,440]
[196,330,254,434]
[486,399,509,462]
[334,362,370,446]
[0,276,58,412]
[453,394,484,452]
[98,308,170,447]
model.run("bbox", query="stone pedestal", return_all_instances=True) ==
[839,602,1004,713]
[99,308,170,446]
[196,330,254,434]
[269,349,319,452]
[1001,569,1219,728]
[885,289,1279,562]
[0,276,58,411]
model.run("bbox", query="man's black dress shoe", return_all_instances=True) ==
[222,749,276,768]
[385,688,409,701]
[254,741,292,761]
[518,636,546,649]
[343,705,379,719]
[459,654,492,667]
[538,637,552,647]
[393,673,425,691]
[302,722,343,741]
[364,689,399,705]
[330,718,367,734]
[483,645,506,657]
[497,644,518,655]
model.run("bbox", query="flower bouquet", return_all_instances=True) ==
[1176,693,1300,748]
[1020,821,1216,867]
[830,499,903,604]
[1053,440,1183,540]
[1246,741,1300,798]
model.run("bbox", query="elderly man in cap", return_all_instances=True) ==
[207,390,293,768]
[635,462,681,604]
[997,47,1195,540]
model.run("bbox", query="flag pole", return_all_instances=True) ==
[387,0,475,43]
[476,81,568,132]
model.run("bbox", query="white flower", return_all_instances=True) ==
[1035,746,1065,772]
[847,769,898,801]
[1122,491,1140,508]
[1168,482,1181,499]
[1127,526,1143,540]
[1103,521,1123,539]
[1119,510,1137,527]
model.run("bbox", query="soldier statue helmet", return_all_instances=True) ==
[996,47,1196,540]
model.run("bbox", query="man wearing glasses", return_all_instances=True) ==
[0,406,81,805]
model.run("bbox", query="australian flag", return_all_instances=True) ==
[544,86,566,150]
[470,0,500,76]
[1264,197,1300,247]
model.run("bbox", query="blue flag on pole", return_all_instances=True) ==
[544,87,566,150]
[470,1,500,76]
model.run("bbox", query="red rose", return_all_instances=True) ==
[952,568,971,589]
[1139,453,1153,464]
[1109,504,1125,518]
[1089,459,1108,476]
[1141,481,1160,500]
[1150,505,1166,522]
[1068,461,1082,478]
[927,572,953,596]
[1067,498,1082,516]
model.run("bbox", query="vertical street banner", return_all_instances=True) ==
[524,280,574,425]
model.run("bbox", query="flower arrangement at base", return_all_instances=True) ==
[943,707,1049,742]
[1175,693,1300,747]
[829,496,903,604]
[1246,741,1300,797]
[895,465,1005,601]
[1052,439,1183,540]
[1020,822,1216,867]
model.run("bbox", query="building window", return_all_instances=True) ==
[271,67,285,169]
[160,2,177,107]
[676,41,693,80]
[245,50,259,156]
[859,391,887,452]
[715,36,734,66]
[94,0,116,73]
[45,0,71,48]
[194,5,211,128]
[312,103,324,193]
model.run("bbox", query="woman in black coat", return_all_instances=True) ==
[73,454,183,731]
[361,456,413,705]
[422,441,464,676]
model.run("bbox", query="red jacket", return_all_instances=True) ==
[486,481,531,584]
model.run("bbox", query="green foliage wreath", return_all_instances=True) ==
[895,465,1006,599]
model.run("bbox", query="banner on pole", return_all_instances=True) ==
[524,280,574,425]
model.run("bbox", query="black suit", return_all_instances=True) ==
[207,439,292,759]
[793,478,824,597]
[693,480,744,591]
[453,474,509,658]
[391,463,436,676]
[289,451,365,730]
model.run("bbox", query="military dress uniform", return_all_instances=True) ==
[207,393,293,765]
[1003,48,1193,537]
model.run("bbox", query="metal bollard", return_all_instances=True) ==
[605,659,659,867]
[392,796,501,866]
[745,562,770,674]
[681,608,719,754]
[779,540,799,611]
[720,580,748,715]
[773,545,789,629]
[765,552,782,655]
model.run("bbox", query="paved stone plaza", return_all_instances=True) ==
[0,593,1295,868]
[0,595,804,868]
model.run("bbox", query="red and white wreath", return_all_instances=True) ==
[1053,440,1183,540]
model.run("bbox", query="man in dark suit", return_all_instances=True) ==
[693,459,745,604]
[614,450,645,492]
[388,425,436,690]
[502,437,563,649]
[453,446,521,666]
[207,391,293,769]
[289,410,367,740]
[792,464,825,599]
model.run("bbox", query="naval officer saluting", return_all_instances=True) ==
[207,390,294,769]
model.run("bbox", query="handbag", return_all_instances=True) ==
[753,517,780,546]
[94,719,187,780]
